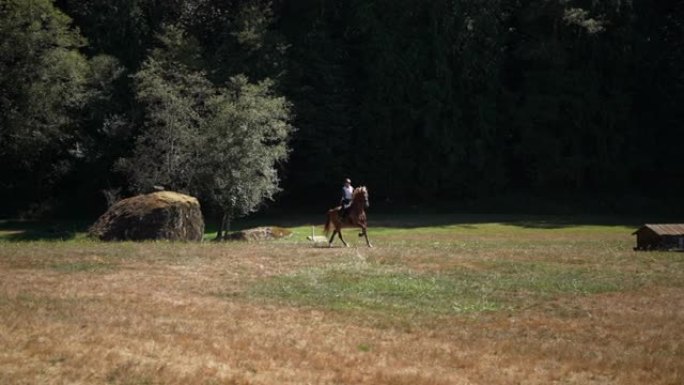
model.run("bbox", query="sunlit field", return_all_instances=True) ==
[1,214,682,385]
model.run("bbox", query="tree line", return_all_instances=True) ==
[1,0,682,222]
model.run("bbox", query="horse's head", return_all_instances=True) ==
[353,186,369,209]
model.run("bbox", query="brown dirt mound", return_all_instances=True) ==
[88,191,204,241]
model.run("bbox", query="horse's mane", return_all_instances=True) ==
[352,186,367,198]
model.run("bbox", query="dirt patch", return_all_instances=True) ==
[224,227,293,241]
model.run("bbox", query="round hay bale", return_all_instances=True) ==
[89,191,204,241]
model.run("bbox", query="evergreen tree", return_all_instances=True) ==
[506,0,635,193]
[1,0,681,217]
[279,0,356,202]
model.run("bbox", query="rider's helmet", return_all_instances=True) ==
[344,178,351,185]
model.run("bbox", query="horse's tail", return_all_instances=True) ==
[324,210,333,235]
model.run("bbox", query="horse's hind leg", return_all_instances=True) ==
[328,229,348,248]
[337,230,349,247]
[328,230,337,247]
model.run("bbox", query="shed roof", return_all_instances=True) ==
[633,224,684,236]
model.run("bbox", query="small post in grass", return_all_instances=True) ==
[307,225,329,247]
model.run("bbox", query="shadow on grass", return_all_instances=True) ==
[0,210,652,242]
[0,220,88,241]
[373,214,647,230]
[232,209,647,231]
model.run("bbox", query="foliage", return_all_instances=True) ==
[195,74,292,234]
[0,0,86,167]
[1,0,683,216]
[122,25,209,193]
[124,25,292,235]
[0,0,123,216]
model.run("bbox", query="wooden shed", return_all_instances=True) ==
[633,224,684,251]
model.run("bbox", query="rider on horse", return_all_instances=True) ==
[340,178,353,219]
[325,181,372,247]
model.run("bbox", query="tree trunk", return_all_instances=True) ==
[224,215,231,234]
[215,212,228,240]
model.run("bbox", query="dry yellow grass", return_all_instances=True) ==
[0,222,682,385]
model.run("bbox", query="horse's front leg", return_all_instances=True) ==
[360,227,372,248]
[337,230,349,247]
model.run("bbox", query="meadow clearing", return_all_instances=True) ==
[0,214,682,385]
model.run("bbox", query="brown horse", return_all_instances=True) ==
[324,186,372,247]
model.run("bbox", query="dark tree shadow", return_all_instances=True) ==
[0,207,665,242]
[232,208,649,231]
[0,220,85,241]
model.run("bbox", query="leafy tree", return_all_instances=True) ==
[56,0,185,69]
[179,0,287,82]
[197,75,292,238]
[122,26,209,193]
[124,26,293,237]
[0,0,122,215]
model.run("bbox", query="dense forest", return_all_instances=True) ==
[1,0,682,219]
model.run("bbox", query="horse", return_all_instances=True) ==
[324,186,372,247]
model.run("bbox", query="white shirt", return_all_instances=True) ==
[342,185,353,201]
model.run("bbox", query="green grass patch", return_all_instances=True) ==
[454,260,650,298]
[250,263,503,315]
[249,259,650,317]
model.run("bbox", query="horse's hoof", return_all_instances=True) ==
[358,232,364,237]
[368,244,374,248]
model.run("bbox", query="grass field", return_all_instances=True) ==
[1,214,682,384]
